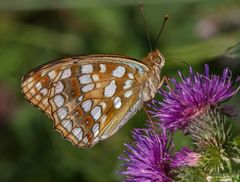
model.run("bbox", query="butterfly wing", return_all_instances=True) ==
[21,55,149,148]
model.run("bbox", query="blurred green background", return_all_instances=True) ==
[0,0,239,181]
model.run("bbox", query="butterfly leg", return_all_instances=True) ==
[143,104,157,130]
[158,76,171,90]
[143,76,172,130]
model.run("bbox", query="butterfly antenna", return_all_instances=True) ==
[139,2,152,52]
[165,57,190,67]
[153,15,169,49]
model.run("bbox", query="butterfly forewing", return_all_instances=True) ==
[21,55,148,148]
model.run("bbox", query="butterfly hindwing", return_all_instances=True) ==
[21,65,64,118]
[21,55,148,148]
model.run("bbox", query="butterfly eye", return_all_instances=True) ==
[152,56,162,65]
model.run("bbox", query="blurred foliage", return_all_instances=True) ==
[0,0,239,182]
[225,41,240,59]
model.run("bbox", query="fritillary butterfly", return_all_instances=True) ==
[21,50,165,148]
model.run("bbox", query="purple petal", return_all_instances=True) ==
[149,65,239,130]
[119,128,174,182]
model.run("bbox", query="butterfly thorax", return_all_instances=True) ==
[141,49,165,102]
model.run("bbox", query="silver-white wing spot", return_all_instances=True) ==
[55,81,64,94]
[40,88,48,96]
[82,100,92,112]
[82,83,94,92]
[62,119,72,131]
[35,82,42,90]
[112,66,126,78]
[125,62,145,74]
[123,80,133,89]
[92,123,100,137]
[128,73,134,79]
[61,68,71,79]
[81,64,93,74]
[113,97,122,109]
[48,70,57,79]
[72,128,83,141]
[104,80,117,97]
[79,74,92,84]
[78,95,83,102]
[54,95,65,107]
[57,107,67,120]
[100,64,106,73]
[91,106,101,120]
[124,90,133,98]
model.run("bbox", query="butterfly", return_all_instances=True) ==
[21,49,166,148]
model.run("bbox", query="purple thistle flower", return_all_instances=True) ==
[171,147,201,168]
[150,65,239,130]
[119,128,174,182]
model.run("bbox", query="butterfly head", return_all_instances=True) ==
[141,49,165,102]
[143,49,165,70]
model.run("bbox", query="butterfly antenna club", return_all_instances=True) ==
[153,15,169,49]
